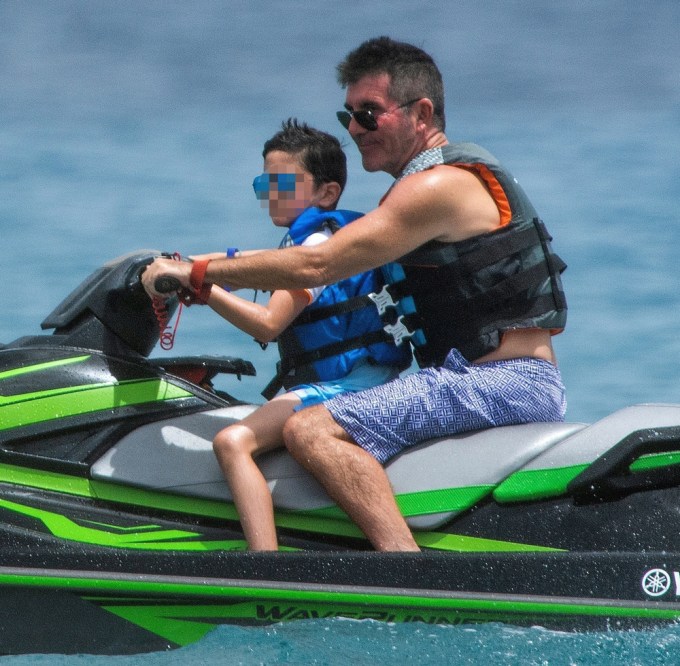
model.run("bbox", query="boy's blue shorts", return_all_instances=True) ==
[290,359,402,410]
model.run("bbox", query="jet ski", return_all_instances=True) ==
[2,250,680,655]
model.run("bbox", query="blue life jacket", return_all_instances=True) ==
[261,207,411,399]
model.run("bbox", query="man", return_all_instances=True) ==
[143,36,567,552]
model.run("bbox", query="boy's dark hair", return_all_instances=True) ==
[336,36,445,132]
[263,119,347,200]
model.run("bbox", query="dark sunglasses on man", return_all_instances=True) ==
[336,99,421,132]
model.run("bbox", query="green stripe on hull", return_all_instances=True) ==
[0,462,559,553]
[398,485,493,516]
[0,355,92,381]
[0,497,248,551]
[307,484,493,519]
[630,451,680,472]
[495,453,680,504]
[0,378,194,430]
[493,464,589,503]
[414,532,563,552]
[0,461,243,521]
[0,570,678,646]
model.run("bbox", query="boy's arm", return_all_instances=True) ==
[188,252,232,262]
[189,249,265,262]
[203,285,309,343]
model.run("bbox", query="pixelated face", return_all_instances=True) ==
[253,150,320,227]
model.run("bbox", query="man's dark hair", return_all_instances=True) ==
[263,119,347,196]
[337,36,445,131]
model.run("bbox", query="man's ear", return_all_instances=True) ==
[414,98,434,127]
[317,181,342,208]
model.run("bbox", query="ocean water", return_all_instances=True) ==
[1,0,679,662]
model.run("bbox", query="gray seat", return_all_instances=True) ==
[493,403,680,503]
[91,407,584,529]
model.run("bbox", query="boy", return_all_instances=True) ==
[182,119,410,550]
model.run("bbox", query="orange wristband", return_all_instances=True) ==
[189,259,210,291]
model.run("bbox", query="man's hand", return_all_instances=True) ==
[141,258,192,299]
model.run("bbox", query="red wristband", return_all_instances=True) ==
[196,282,212,304]
[189,259,210,291]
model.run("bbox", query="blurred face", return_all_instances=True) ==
[342,72,420,178]
[253,150,322,227]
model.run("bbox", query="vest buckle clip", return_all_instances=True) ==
[383,315,414,346]
[368,285,397,315]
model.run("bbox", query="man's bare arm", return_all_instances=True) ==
[142,165,498,297]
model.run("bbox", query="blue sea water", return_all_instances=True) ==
[1,0,680,662]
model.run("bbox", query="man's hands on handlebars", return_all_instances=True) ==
[141,257,192,299]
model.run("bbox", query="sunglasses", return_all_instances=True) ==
[336,98,421,131]
[252,173,302,200]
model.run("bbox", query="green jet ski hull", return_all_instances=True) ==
[2,251,680,654]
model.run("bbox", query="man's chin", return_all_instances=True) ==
[360,156,382,172]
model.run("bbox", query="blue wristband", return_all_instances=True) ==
[224,248,239,292]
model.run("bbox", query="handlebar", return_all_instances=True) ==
[154,276,182,294]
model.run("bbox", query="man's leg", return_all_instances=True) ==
[283,404,419,551]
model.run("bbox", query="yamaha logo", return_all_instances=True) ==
[641,569,674,597]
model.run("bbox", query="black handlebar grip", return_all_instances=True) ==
[154,276,182,293]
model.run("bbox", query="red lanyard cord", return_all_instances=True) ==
[152,252,183,351]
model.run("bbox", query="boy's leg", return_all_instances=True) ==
[213,393,301,551]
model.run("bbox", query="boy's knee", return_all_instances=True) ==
[213,426,243,457]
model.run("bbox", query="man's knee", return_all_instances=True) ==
[282,408,311,456]
[283,404,335,455]
[283,404,353,458]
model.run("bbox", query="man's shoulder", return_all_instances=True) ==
[392,161,483,198]
[385,158,501,241]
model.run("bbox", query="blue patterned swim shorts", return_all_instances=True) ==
[324,348,567,464]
